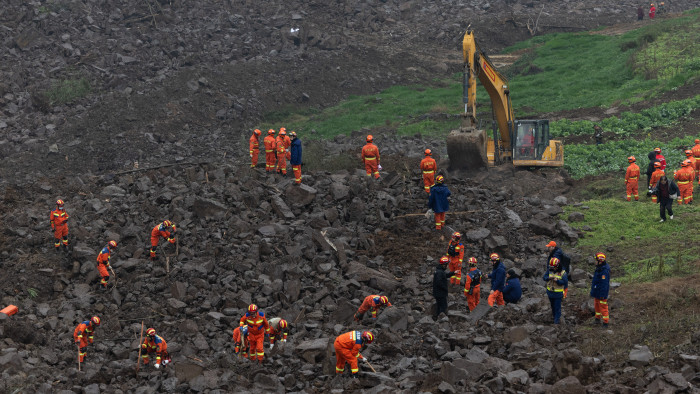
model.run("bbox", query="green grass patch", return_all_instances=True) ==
[562,198,700,281]
[44,78,91,105]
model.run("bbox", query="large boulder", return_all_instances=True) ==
[285,183,317,206]
[295,338,330,363]
[375,306,408,331]
[629,345,654,367]
[346,261,400,292]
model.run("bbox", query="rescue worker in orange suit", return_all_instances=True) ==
[282,128,292,160]
[239,304,269,363]
[354,295,392,322]
[96,240,117,289]
[446,232,464,286]
[232,325,250,357]
[590,253,611,328]
[486,253,506,307]
[249,129,261,168]
[361,135,380,179]
[263,129,277,172]
[290,131,302,185]
[73,316,100,363]
[674,159,694,204]
[141,328,171,369]
[428,175,451,230]
[267,317,289,349]
[654,147,666,170]
[420,149,437,193]
[685,150,697,181]
[50,199,70,252]
[463,257,482,313]
[692,139,700,179]
[649,3,656,19]
[649,162,665,203]
[625,156,640,201]
[334,330,373,376]
[150,220,176,261]
[276,129,288,175]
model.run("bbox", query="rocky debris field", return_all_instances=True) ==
[1,158,700,393]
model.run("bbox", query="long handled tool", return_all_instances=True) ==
[365,358,377,373]
[109,266,117,289]
[77,343,81,372]
[135,321,144,373]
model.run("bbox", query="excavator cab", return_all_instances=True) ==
[512,120,563,167]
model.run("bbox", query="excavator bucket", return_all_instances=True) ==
[447,126,488,170]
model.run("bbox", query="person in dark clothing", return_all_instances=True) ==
[637,6,644,20]
[428,175,451,230]
[487,253,506,307]
[590,252,611,327]
[646,150,659,193]
[594,125,603,145]
[289,131,303,185]
[432,256,455,320]
[652,175,679,222]
[543,257,568,324]
[503,269,522,304]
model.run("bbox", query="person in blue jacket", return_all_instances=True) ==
[487,253,506,307]
[543,257,568,324]
[590,252,611,328]
[289,131,303,185]
[503,269,522,304]
[428,175,450,230]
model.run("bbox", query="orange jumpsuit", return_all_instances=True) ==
[150,224,175,259]
[96,245,112,288]
[283,135,292,160]
[625,162,640,201]
[334,331,365,374]
[420,156,437,193]
[361,143,380,179]
[239,311,269,362]
[463,267,482,311]
[232,326,249,357]
[249,133,260,168]
[50,208,69,248]
[692,143,700,179]
[686,156,697,181]
[446,241,464,285]
[73,321,96,362]
[141,334,169,366]
[267,317,288,345]
[355,295,392,320]
[263,135,277,172]
[276,135,287,174]
[649,169,665,203]
[674,167,694,204]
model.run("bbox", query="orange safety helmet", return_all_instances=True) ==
[628,156,635,162]
[425,149,432,156]
[654,147,661,153]
[439,256,450,265]
[362,331,374,344]
[685,150,692,156]
[108,240,117,249]
[490,253,500,262]
[595,252,606,261]
[379,295,389,305]
[436,175,444,184]
[279,129,286,136]
[366,135,373,142]
[683,159,692,167]
[549,257,561,270]
[654,162,661,168]
[254,129,261,136]
[91,316,101,326]
[467,257,478,266]
[248,304,258,313]
[695,139,700,144]
[279,319,288,329]
[56,199,65,206]
[451,232,461,242]
[268,129,275,135]
[146,328,156,336]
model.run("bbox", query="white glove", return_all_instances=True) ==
[270,344,275,349]
[362,357,369,363]
[154,364,160,369]
[281,339,287,343]
[163,360,170,365]
[250,153,253,158]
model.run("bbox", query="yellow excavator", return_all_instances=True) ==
[447,28,563,169]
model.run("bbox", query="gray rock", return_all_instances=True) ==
[101,185,126,197]
[554,196,568,205]
[527,218,556,236]
[285,183,317,206]
[295,338,329,363]
[437,381,456,394]
[550,376,585,394]
[568,212,584,222]
[505,369,529,385]
[503,208,523,228]
[193,198,227,219]
[375,306,408,331]
[466,227,490,241]
[629,344,654,366]
[330,182,349,201]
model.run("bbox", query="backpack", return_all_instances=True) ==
[560,253,571,275]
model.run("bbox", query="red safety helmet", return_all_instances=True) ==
[467,257,478,266]
[268,129,275,135]
[56,199,65,206]
[253,129,261,136]
[685,150,693,156]
[425,149,432,156]
[366,135,373,142]
[549,257,561,270]
[595,252,606,261]
[379,296,389,305]
[146,328,156,336]
[91,316,101,326]
[654,147,661,153]
[451,232,461,242]
[439,256,449,265]
[362,331,374,344]
[163,220,172,227]
[279,319,288,329]
[248,304,258,313]
[108,240,117,249]
[654,162,661,168]
[490,253,500,262]
[627,156,635,163]
[436,175,444,184]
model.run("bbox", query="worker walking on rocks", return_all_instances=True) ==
[267,317,288,349]
[73,316,100,363]
[141,328,171,369]
[276,129,288,175]
[334,330,373,375]
[233,325,250,357]
[290,131,303,185]
[150,220,176,261]
[649,162,665,203]
[239,304,269,363]
[590,253,611,328]
[420,149,437,193]
[625,156,640,201]
[674,160,694,204]
[433,256,455,320]
[445,232,464,286]
[361,135,381,179]
[263,129,277,172]
[487,253,506,307]
[354,295,392,322]
[249,129,261,168]
[96,241,117,289]
[463,257,482,312]
[543,257,568,324]
[50,199,70,252]
[503,269,522,304]
[428,175,451,230]
[692,139,700,179]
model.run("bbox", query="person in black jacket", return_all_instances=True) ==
[503,269,522,304]
[652,175,679,222]
[432,256,455,320]
[646,150,659,194]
